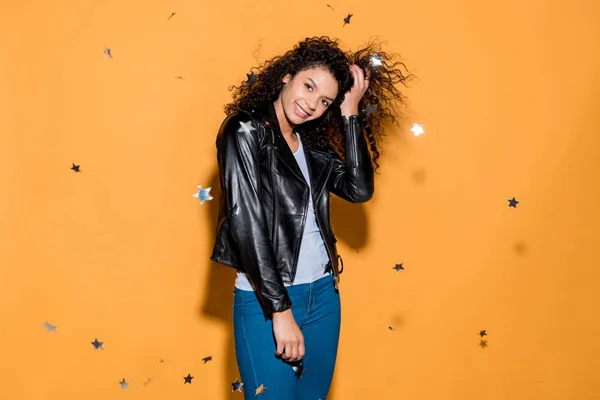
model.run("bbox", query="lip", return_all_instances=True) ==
[294,102,310,118]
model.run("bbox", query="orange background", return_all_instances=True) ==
[2,0,600,399]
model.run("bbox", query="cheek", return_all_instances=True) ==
[309,109,326,120]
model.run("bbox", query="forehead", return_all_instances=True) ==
[298,67,337,85]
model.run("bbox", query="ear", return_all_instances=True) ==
[282,73,292,84]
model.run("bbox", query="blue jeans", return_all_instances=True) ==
[233,273,341,399]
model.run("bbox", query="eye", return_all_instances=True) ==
[305,83,329,107]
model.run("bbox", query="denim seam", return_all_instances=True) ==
[305,284,312,319]
[239,294,262,399]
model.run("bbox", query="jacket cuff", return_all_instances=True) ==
[264,296,293,318]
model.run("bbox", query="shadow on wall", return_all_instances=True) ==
[196,163,371,398]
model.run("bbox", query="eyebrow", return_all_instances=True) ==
[308,77,335,102]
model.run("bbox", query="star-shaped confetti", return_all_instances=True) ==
[43,321,57,332]
[246,71,257,87]
[388,326,395,331]
[193,186,213,204]
[479,339,488,349]
[362,103,378,116]
[142,377,153,387]
[342,13,353,26]
[103,47,112,59]
[370,54,382,67]
[91,338,104,350]
[231,378,244,392]
[411,123,424,136]
[255,384,267,395]
[119,379,129,389]
[392,263,404,273]
[479,330,487,337]
[508,197,519,208]
[239,120,256,135]
[326,4,335,11]
[174,76,185,80]
[71,163,80,172]
[293,362,306,378]
[184,373,193,384]
[167,12,176,20]
[230,203,239,216]
[202,356,212,364]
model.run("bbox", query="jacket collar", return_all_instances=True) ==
[253,102,332,198]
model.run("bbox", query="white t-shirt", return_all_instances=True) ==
[235,132,331,291]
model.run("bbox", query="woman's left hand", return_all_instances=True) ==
[340,64,371,116]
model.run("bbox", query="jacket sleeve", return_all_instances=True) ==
[327,114,375,203]
[216,113,292,317]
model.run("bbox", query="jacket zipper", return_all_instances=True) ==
[291,158,338,287]
[290,190,309,283]
[350,115,360,167]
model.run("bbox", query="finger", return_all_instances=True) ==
[355,67,365,90]
[352,67,361,89]
[286,342,295,361]
[349,66,357,86]
[299,341,305,360]
[291,342,299,361]
[283,343,292,360]
[275,340,284,356]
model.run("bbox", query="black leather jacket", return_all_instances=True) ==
[210,101,374,317]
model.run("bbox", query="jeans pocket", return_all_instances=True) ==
[233,288,256,308]
[233,288,242,306]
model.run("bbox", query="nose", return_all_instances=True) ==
[305,95,318,112]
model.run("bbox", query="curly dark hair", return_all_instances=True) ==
[224,36,416,172]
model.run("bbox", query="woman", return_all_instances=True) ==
[210,36,412,399]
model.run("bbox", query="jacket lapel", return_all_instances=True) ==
[302,146,332,200]
[260,102,307,185]
[256,102,332,198]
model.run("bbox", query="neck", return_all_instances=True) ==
[273,98,295,137]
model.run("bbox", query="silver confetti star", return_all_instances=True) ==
[392,263,404,273]
[342,13,353,26]
[370,54,382,67]
[103,47,112,59]
[238,120,256,135]
[43,322,57,332]
[362,103,378,116]
[119,379,129,389]
[193,186,213,204]
[91,338,104,350]
[292,362,306,378]
[411,123,424,136]
[246,71,257,86]
[231,378,244,392]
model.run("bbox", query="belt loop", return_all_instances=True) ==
[337,255,344,275]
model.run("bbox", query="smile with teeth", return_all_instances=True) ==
[295,103,310,118]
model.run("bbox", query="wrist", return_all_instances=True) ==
[272,308,292,318]
[340,107,359,117]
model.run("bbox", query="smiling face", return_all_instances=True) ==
[274,66,339,130]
